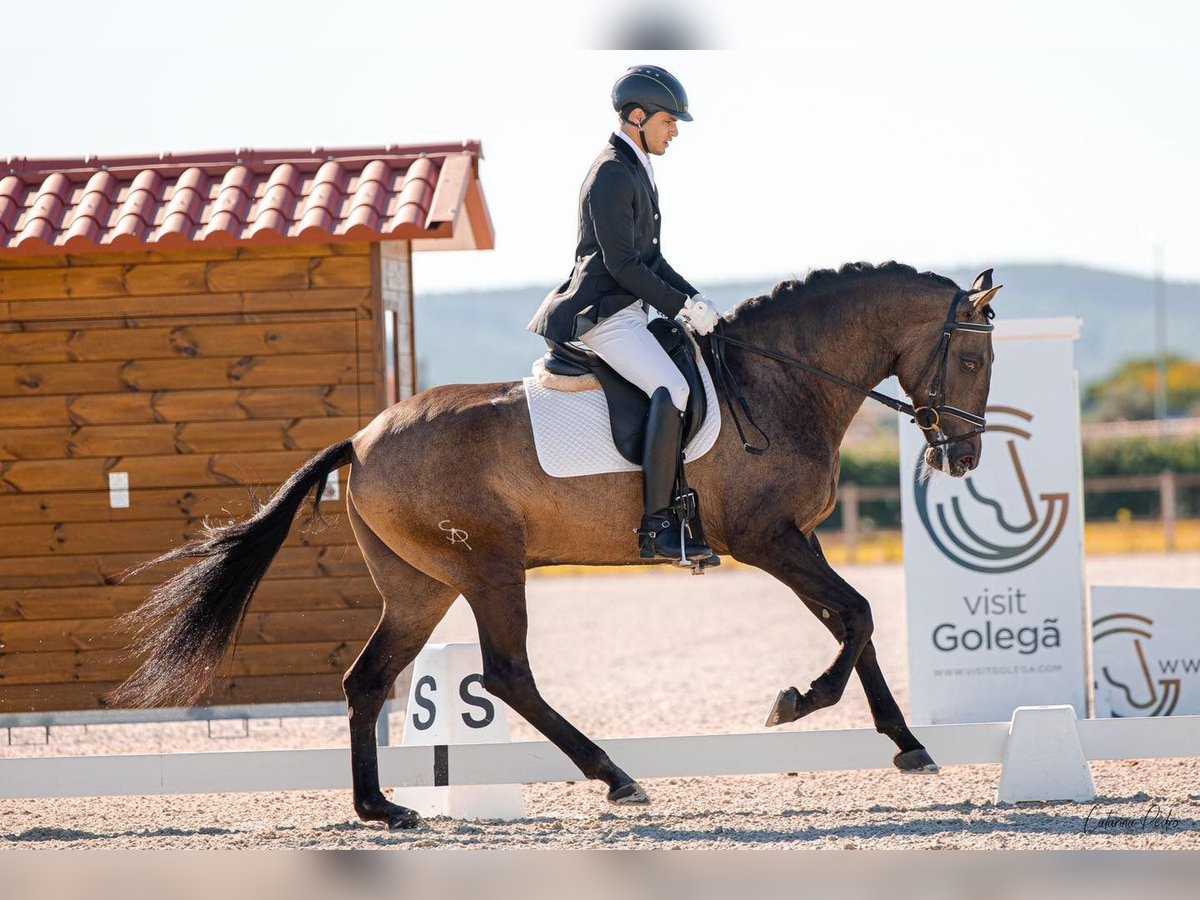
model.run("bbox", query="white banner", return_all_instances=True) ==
[900,318,1088,724]
[1091,587,1200,717]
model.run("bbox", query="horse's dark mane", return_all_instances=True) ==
[727,261,959,323]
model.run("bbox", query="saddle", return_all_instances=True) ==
[540,317,708,466]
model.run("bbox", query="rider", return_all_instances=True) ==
[526,65,720,562]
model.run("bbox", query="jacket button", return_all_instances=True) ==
[652,237,658,244]
[654,213,660,220]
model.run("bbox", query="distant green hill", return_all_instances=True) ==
[413,264,1199,390]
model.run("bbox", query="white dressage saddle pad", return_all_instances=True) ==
[523,360,721,478]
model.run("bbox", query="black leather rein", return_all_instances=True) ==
[707,290,994,456]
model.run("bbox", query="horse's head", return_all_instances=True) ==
[895,269,1002,478]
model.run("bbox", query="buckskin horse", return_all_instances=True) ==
[109,262,1001,829]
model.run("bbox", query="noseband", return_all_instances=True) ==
[709,289,994,455]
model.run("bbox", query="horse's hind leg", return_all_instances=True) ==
[462,570,648,805]
[345,501,458,829]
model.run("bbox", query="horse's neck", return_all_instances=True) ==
[730,285,920,448]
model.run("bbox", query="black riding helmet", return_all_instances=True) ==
[612,65,691,152]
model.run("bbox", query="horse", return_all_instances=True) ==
[108,261,1001,830]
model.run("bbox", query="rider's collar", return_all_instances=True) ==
[614,130,656,190]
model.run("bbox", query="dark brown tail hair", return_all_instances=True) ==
[105,440,354,709]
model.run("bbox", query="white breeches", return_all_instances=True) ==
[579,302,690,412]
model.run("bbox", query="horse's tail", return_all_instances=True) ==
[105,439,355,709]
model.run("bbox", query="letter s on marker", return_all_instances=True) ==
[460,674,496,728]
[412,675,437,730]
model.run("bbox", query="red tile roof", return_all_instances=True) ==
[0,143,494,257]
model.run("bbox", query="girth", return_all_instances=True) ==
[542,317,708,465]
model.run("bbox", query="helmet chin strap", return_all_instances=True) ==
[622,110,652,154]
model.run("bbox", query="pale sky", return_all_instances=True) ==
[3,1,1197,296]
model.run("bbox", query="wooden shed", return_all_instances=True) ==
[0,144,493,713]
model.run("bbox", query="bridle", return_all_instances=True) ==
[709,289,994,455]
[906,290,994,448]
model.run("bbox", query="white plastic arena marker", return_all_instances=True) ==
[996,705,1096,804]
[390,642,525,821]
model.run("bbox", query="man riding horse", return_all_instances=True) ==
[526,65,720,563]
[107,64,1003,831]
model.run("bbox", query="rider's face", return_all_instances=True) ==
[638,111,680,156]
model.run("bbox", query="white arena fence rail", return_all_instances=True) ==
[1,700,398,747]
[2,713,1198,802]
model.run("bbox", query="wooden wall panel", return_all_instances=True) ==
[376,242,416,402]
[0,608,379,655]
[2,287,372,324]
[0,480,350,525]
[2,450,321,492]
[0,674,351,714]
[0,577,379,621]
[0,242,395,713]
[0,545,370,590]
[0,243,369,269]
[4,319,359,364]
[0,254,371,302]
[0,352,364,397]
[1,417,356,460]
[0,516,356,558]
[1,307,369,334]
[0,640,369,686]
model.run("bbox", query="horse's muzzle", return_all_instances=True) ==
[926,440,982,477]
[948,442,981,477]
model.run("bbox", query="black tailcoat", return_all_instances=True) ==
[526,133,697,342]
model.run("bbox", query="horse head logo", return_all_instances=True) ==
[913,406,1069,573]
[1093,613,1181,717]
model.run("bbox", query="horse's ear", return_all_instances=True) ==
[969,284,1002,312]
[970,269,994,292]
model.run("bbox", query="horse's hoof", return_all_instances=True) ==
[894,748,940,774]
[764,687,801,727]
[608,781,650,805]
[358,796,423,830]
[386,806,424,830]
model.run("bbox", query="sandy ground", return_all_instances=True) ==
[2,554,1199,849]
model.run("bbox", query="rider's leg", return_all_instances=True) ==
[580,304,710,561]
[639,386,711,560]
[579,303,690,412]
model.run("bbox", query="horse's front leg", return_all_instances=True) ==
[736,523,875,723]
[787,533,939,773]
[772,535,940,777]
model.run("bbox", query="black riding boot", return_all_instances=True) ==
[638,387,713,562]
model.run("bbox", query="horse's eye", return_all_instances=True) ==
[961,358,980,373]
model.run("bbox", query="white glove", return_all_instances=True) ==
[677,294,720,336]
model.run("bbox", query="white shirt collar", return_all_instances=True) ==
[615,130,655,190]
